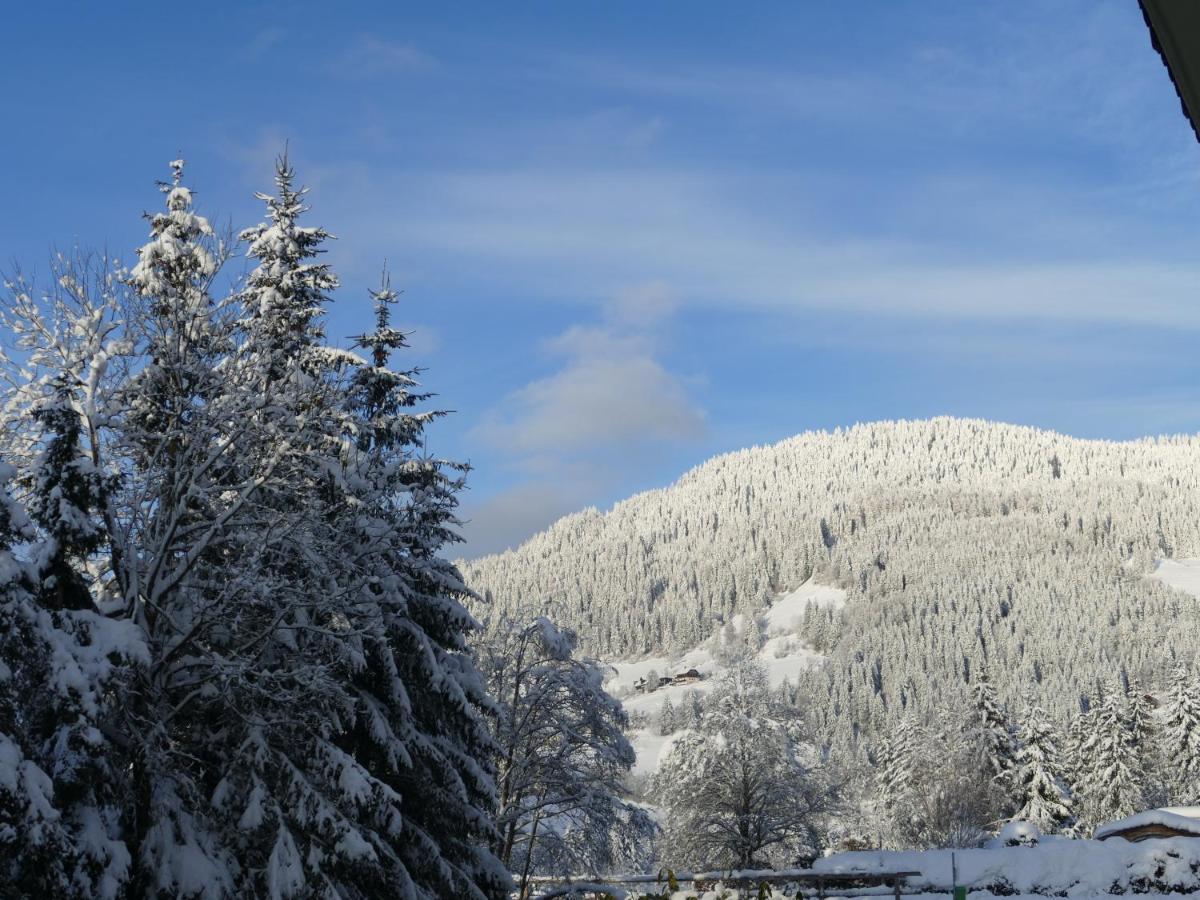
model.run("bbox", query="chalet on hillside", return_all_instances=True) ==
[632,668,705,693]
[1095,808,1200,842]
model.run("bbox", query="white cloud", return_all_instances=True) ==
[472,283,704,457]
[607,280,677,329]
[460,282,706,556]
[456,483,584,560]
[475,351,704,456]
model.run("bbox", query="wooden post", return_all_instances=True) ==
[893,874,902,900]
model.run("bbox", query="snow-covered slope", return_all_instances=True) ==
[1151,558,1200,599]
[605,578,845,780]
[763,579,844,635]
[466,417,1200,748]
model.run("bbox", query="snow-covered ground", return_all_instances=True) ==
[1150,557,1200,599]
[578,831,1200,897]
[814,833,1200,897]
[605,577,846,782]
[763,578,845,634]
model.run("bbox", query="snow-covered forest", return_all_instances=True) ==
[464,418,1200,725]
[459,417,1200,878]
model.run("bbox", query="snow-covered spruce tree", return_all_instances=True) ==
[0,452,144,899]
[236,152,338,383]
[0,463,69,896]
[477,615,647,896]
[971,671,1018,802]
[1161,664,1200,804]
[657,696,678,736]
[874,707,997,850]
[0,158,509,898]
[26,374,107,611]
[1126,675,1168,807]
[189,164,508,898]
[333,269,510,898]
[653,660,832,870]
[1074,686,1144,832]
[1012,702,1072,833]
[875,716,922,826]
[1063,700,1096,808]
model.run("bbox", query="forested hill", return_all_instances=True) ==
[462,417,1200,726]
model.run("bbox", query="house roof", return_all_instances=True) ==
[1095,807,1200,841]
[1139,0,1200,144]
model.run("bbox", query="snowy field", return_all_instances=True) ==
[813,834,1200,897]
[1150,557,1200,599]
[607,833,1200,898]
[604,577,845,780]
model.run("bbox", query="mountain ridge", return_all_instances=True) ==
[464,416,1200,742]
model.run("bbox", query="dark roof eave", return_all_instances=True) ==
[1139,0,1200,144]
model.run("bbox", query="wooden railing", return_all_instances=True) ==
[525,868,922,899]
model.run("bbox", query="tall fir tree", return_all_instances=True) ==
[237,152,338,381]
[971,670,1018,810]
[1012,702,1072,833]
[0,454,145,899]
[26,374,106,612]
[876,715,925,844]
[1161,664,1200,804]
[0,462,67,896]
[1076,686,1144,831]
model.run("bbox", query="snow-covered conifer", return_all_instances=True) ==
[26,374,105,611]
[237,153,336,381]
[658,696,678,736]
[1012,702,1072,833]
[972,671,1017,793]
[0,157,510,899]
[876,717,922,819]
[1075,686,1144,831]
[1162,664,1200,803]
[0,459,143,898]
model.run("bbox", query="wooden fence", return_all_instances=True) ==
[525,868,921,899]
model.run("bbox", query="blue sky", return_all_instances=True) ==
[4,1,1200,556]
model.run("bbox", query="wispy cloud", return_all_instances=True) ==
[355,165,1200,329]
[332,35,434,77]
[243,27,285,60]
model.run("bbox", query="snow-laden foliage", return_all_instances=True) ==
[971,672,1018,799]
[1073,685,1145,833]
[652,660,832,870]
[0,460,144,899]
[464,417,1200,846]
[1012,702,1072,832]
[870,704,1003,849]
[1160,665,1200,803]
[0,158,508,899]
[477,615,652,897]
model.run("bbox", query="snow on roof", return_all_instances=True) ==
[1094,808,1200,840]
